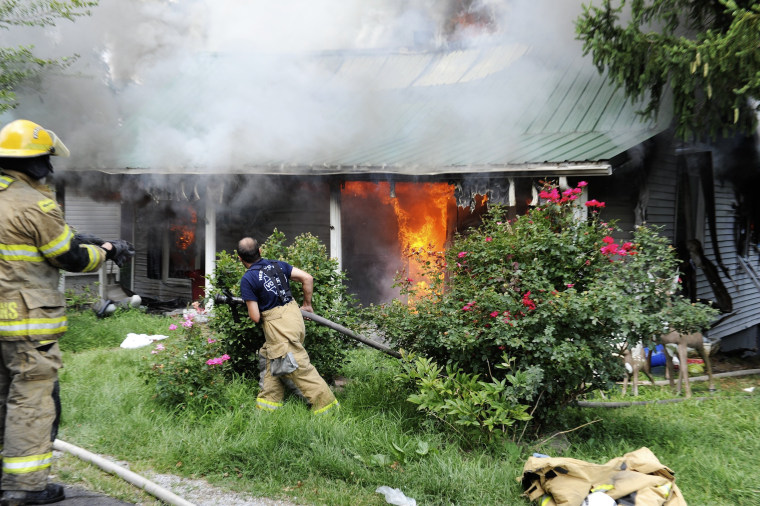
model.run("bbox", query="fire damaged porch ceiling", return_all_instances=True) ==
[94,44,672,176]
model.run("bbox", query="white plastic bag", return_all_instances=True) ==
[120,333,168,349]
[375,486,416,506]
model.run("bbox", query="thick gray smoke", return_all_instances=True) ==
[1,0,589,175]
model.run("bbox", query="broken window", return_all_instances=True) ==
[144,203,199,281]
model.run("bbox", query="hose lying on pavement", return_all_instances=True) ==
[53,439,196,506]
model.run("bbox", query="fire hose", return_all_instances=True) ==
[212,294,402,359]
[53,439,195,506]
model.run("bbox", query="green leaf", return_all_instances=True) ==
[370,454,391,467]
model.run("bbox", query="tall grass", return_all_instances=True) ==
[57,309,760,505]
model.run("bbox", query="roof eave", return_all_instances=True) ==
[81,161,612,177]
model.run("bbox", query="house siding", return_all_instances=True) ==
[596,132,678,243]
[698,182,760,348]
[64,192,122,238]
[599,130,760,350]
[642,138,760,350]
[643,142,678,240]
[132,259,193,303]
[62,190,122,292]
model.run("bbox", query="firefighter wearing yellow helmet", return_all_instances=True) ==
[0,119,129,505]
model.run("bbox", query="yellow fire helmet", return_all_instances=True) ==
[0,119,70,158]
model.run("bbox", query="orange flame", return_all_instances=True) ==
[343,181,454,294]
[171,208,197,251]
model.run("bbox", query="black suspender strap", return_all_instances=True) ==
[264,260,293,305]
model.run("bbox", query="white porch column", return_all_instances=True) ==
[329,182,342,271]
[204,184,221,300]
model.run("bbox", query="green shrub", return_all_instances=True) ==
[365,181,720,430]
[605,222,720,341]
[396,352,539,444]
[665,296,720,334]
[207,229,360,383]
[64,284,100,310]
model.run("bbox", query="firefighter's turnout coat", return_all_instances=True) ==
[520,447,687,506]
[0,169,107,491]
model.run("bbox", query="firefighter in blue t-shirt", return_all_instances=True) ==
[238,236,338,414]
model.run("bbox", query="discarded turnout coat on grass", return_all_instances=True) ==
[519,447,687,506]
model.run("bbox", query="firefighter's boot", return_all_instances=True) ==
[0,483,65,505]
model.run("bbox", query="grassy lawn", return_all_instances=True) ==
[55,309,760,505]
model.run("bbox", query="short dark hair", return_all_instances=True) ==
[237,237,261,263]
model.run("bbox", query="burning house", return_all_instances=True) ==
[4,0,760,353]
[57,43,666,304]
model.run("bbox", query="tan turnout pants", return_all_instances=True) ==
[0,340,62,491]
[256,301,338,414]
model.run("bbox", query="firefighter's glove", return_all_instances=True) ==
[105,239,136,267]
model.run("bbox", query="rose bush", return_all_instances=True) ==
[366,181,719,432]
[141,311,231,408]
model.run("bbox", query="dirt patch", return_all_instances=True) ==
[708,351,760,374]
[144,473,303,506]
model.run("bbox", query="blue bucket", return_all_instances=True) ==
[644,344,667,367]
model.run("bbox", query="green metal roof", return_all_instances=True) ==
[111,44,671,176]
